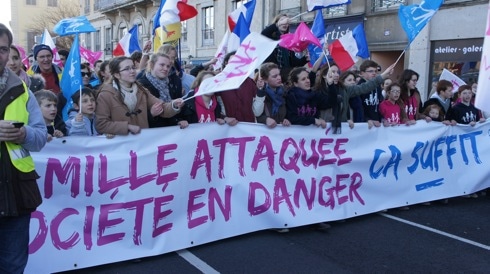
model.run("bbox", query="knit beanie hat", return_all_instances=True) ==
[33,44,53,59]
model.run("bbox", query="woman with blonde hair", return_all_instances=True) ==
[138,52,185,128]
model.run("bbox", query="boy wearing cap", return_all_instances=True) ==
[27,44,62,95]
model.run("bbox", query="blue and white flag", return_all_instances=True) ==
[308,11,326,67]
[307,0,351,12]
[60,35,82,120]
[54,16,96,36]
[399,0,444,43]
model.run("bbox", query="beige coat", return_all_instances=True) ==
[95,83,178,135]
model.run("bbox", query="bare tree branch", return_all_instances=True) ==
[27,1,80,50]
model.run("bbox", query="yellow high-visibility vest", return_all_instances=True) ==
[3,84,35,172]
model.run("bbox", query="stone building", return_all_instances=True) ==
[10,0,79,52]
[16,0,486,98]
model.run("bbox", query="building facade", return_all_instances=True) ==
[76,0,487,98]
[10,0,79,52]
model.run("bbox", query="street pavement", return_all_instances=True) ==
[59,193,490,273]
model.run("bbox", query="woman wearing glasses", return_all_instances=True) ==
[95,56,183,135]
[399,69,423,121]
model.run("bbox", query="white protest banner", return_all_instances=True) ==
[26,121,490,273]
[213,30,230,70]
[439,68,466,92]
[476,2,490,113]
[194,32,278,97]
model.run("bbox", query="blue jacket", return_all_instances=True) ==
[65,110,98,136]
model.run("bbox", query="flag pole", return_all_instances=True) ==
[182,95,195,103]
[79,84,82,114]
[393,50,405,67]
[323,36,331,69]
[178,38,182,74]
[393,44,409,67]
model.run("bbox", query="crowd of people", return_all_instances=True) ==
[14,13,486,144]
[0,13,488,273]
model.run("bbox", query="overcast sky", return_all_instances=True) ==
[0,2,11,31]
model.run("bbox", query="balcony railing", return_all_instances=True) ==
[278,7,301,18]
[94,0,139,12]
[371,0,406,12]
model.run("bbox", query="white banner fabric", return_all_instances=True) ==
[26,121,490,273]
[476,2,490,113]
[195,32,278,97]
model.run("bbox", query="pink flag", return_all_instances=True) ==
[79,46,103,66]
[278,22,321,52]
[14,45,30,69]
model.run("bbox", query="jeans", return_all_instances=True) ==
[0,214,31,274]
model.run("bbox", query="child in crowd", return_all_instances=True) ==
[181,71,234,125]
[381,78,392,99]
[448,85,486,126]
[450,85,485,199]
[379,83,415,126]
[422,104,443,122]
[319,63,394,132]
[65,87,99,136]
[255,62,291,128]
[422,80,453,121]
[34,89,66,141]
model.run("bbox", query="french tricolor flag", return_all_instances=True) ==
[328,24,369,71]
[113,25,142,57]
[227,0,256,32]
[227,13,251,52]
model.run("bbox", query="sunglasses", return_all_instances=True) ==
[81,72,91,77]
